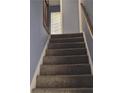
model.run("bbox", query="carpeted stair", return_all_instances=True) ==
[32,33,93,93]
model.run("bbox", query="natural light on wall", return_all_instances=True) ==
[51,12,62,34]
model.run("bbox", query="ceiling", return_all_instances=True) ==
[49,0,60,6]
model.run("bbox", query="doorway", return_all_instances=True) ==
[50,12,62,34]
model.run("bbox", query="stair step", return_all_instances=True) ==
[51,33,83,39]
[48,42,85,49]
[51,37,83,41]
[31,33,93,93]
[43,55,89,65]
[46,48,87,56]
[40,64,91,75]
[32,88,93,93]
[36,75,93,88]
[50,37,84,43]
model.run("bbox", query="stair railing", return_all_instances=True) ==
[81,3,93,35]
[81,3,93,69]
[43,0,50,34]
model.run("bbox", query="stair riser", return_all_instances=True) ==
[51,33,83,38]
[50,38,84,43]
[46,49,87,56]
[43,56,89,65]
[40,65,91,75]
[36,76,93,88]
[48,43,85,49]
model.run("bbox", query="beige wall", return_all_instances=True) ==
[62,0,80,33]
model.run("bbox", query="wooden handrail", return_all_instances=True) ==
[45,0,49,6]
[81,3,93,34]
[43,0,50,34]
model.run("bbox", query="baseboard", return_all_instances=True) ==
[82,32,93,75]
[30,36,50,91]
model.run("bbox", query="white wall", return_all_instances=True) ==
[62,0,80,33]
[30,0,49,83]
[81,0,93,24]
[79,0,93,62]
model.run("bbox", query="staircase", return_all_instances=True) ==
[32,33,93,93]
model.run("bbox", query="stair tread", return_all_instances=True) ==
[32,88,92,93]
[33,88,92,89]
[44,55,88,57]
[40,64,91,75]
[47,48,86,51]
[46,48,87,56]
[50,37,84,40]
[48,42,85,48]
[51,33,83,39]
[49,42,85,44]
[43,55,89,65]
[50,37,84,43]
[48,42,85,49]
[41,63,90,66]
[36,75,93,88]
[51,33,83,36]
[51,36,83,39]
[38,74,92,77]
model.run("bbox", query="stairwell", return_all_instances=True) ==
[32,33,93,93]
